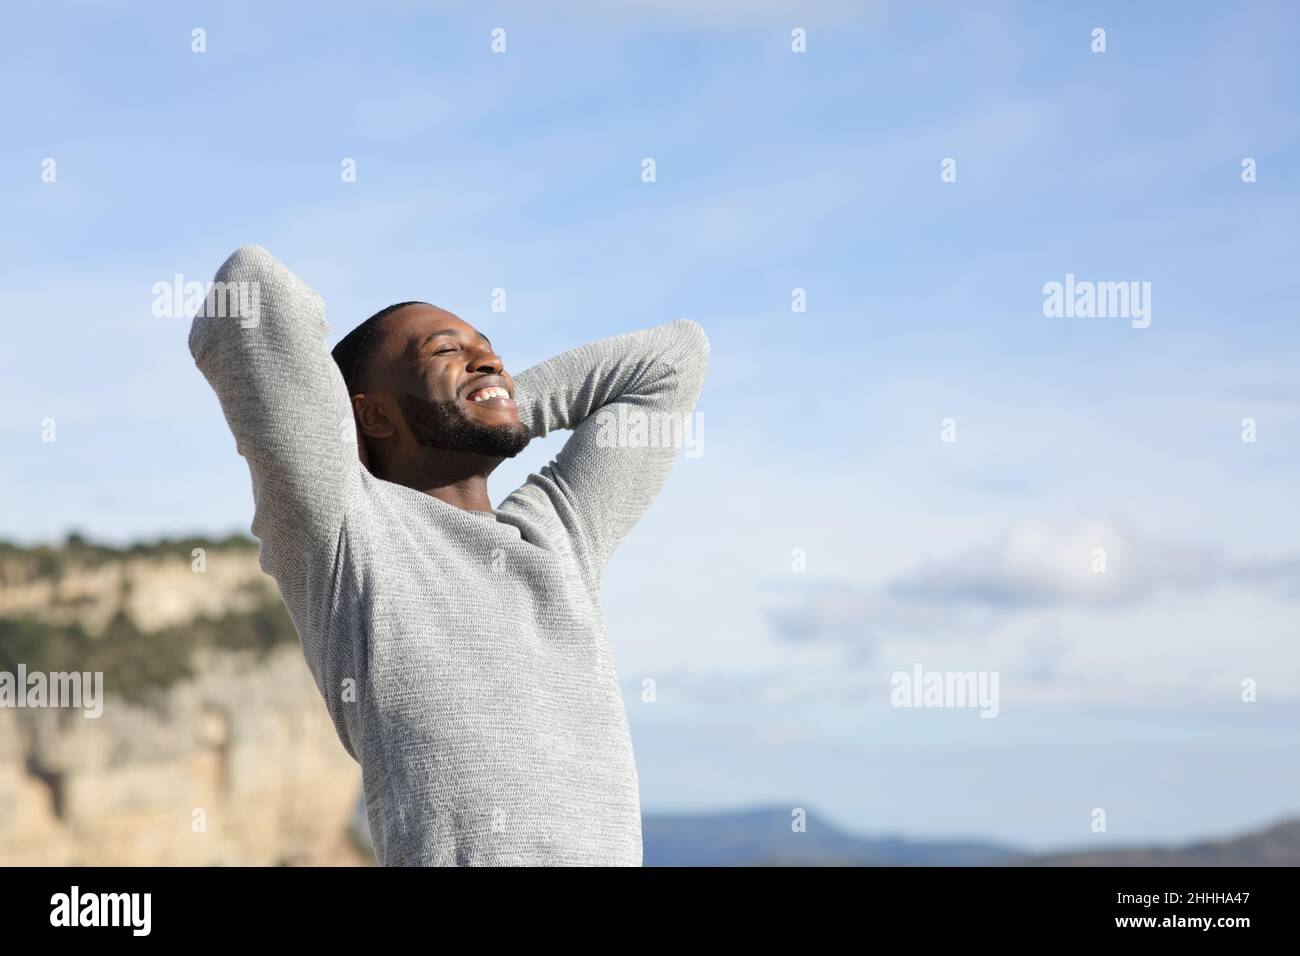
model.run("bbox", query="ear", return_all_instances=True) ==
[355,417,372,471]
[349,395,372,472]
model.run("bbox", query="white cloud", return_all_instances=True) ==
[889,520,1224,609]
[752,521,1300,711]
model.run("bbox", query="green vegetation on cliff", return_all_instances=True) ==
[0,534,296,707]
[0,531,260,583]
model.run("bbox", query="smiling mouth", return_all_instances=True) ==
[464,385,515,408]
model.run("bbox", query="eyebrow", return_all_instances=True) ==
[418,328,491,351]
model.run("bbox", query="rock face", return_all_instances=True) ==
[0,541,275,636]
[0,538,371,866]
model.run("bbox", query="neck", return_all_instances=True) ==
[377,447,501,513]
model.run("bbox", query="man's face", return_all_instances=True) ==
[365,305,530,459]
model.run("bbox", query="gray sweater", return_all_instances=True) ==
[189,245,709,866]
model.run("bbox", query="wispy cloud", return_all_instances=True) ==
[889,521,1219,609]
[759,521,1300,687]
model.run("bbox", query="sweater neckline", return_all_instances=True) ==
[363,469,500,520]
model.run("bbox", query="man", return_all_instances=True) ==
[188,245,708,865]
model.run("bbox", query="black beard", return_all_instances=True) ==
[395,389,531,458]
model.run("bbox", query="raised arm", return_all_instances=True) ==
[188,245,360,672]
[508,319,709,583]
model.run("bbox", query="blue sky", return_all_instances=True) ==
[2,0,1298,849]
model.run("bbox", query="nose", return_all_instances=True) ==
[465,340,499,369]
[468,344,503,374]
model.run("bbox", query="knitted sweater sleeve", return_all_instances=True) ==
[188,244,359,680]
[509,319,710,580]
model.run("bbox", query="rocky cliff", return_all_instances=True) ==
[0,535,370,866]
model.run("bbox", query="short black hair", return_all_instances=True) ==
[331,301,429,395]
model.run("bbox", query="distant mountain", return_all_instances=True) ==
[1015,819,1300,866]
[641,806,1300,867]
[642,806,1017,866]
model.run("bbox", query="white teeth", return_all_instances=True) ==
[469,386,509,402]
